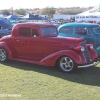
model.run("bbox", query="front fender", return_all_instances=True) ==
[0,42,13,59]
[40,50,82,66]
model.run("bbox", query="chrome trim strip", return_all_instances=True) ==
[78,61,99,68]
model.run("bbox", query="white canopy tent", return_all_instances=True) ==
[75,4,100,22]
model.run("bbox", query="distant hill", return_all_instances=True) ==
[0,7,93,15]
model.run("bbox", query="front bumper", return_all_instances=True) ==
[78,61,99,68]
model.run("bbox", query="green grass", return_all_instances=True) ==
[0,60,100,100]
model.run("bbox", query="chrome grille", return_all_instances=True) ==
[80,42,91,63]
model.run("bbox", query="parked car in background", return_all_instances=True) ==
[0,20,12,38]
[58,23,100,56]
[0,26,12,38]
[0,22,99,73]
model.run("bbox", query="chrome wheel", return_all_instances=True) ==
[58,56,74,72]
[0,48,7,62]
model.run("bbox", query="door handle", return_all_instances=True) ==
[16,40,19,42]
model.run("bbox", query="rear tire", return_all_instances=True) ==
[0,48,8,62]
[57,56,77,73]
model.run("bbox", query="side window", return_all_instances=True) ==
[75,27,91,35]
[93,27,100,34]
[7,25,13,30]
[19,28,31,37]
[41,27,57,36]
[32,29,39,37]
[59,27,73,34]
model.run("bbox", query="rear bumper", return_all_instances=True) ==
[78,61,99,68]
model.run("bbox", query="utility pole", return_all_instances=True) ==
[12,7,13,15]
[10,7,13,15]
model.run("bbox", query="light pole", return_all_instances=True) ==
[11,7,13,15]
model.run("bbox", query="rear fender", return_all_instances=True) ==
[0,42,13,59]
[40,50,82,66]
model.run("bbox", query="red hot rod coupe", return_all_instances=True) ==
[0,22,99,73]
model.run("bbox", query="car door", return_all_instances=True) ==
[41,26,60,57]
[75,26,95,45]
[92,26,100,49]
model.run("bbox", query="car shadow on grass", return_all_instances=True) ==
[2,60,100,87]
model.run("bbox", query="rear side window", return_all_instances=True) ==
[59,27,73,34]
[75,27,92,35]
[19,28,31,37]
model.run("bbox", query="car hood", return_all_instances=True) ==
[57,36,85,45]
[43,36,85,48]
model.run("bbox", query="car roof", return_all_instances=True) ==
[59,22,99,27]
[14,22,57,28]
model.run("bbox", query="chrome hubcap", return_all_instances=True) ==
[0,49,6,61]
[60,57,74,72]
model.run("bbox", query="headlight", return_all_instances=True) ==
[90,44,94,50]
[81,46,85,52]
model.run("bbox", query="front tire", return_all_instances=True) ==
[57,56,77,73]
[0,48,8,62]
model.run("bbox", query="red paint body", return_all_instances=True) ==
[0,23,98,67]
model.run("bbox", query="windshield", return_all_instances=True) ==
[93,25,100,34]
[7,25,14,30]
[41,27,57,36]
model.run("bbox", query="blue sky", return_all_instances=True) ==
[0,0,100,10]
